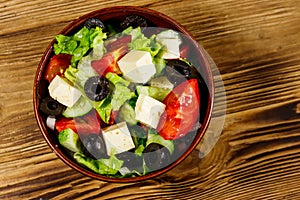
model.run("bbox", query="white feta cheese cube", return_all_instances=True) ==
[102,122,135,155]
[117,50,156,83]
[156,30,182,59]
[48,75,82,107]
[149,76,174,90]
[135,94,166,129]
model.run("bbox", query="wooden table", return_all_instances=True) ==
[1,0,300,199]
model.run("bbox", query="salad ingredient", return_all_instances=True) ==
[91,46,127,76]
[102,122,135,155]
[105,35,132,52]
[39,96,66,116]
[120,15,147,30]
[111,83,135,110]
[117,50,156,83]
[165,59,199,86]
[156,30,182,59]
[82,134,107,159]
[136,85,171,101]
[105,72,130,87]
[62,96,93,118]
[84,76,110,101]
[143,143,171,171]
[157,79,200,140]
[84,18,106,30]
[74,152,123,175]
[149,76,174,90]
[116,102,137,125]
[128,125,147,149]
[46,116,56,130]
[135,94,166,129]
[146,130,174,154]
[48,75,82,107]
[116,151,143,171]
[54,26,107,67]
[56,110,101,134]
[44,54,72,82]
[58,128,82,153]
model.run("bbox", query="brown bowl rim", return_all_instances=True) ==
[33,6,214,183]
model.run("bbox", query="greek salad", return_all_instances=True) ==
[39,15,203,178]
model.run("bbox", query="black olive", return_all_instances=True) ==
[84,76,110,101]
[143,143,171,171]
[165,59,191,84]
[120,15,147,30]
[39,96,65,116]
[116,151,143,171]
[84,18,106,31]
[82,134,107,160]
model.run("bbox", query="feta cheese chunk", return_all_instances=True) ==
[117,50,156,83]
[48,75,81,107]
[149,76,174,90]
[135,94,166,129]
[156,30,182,59]
[102,122,135,155]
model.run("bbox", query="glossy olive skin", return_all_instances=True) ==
[82,134,107,160]
[39,96,65,116]
[84,76,110,102]
[143,143,171,171]
[116,151,143,172]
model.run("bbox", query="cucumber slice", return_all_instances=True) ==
[62,96,93,118]
[136,85,171,101]
[58,128,82,153]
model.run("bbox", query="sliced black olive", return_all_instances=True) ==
[143,143,171,171]
[165,59,200,85]
[120,15,147,30]
[116,151,143,171]
[39,96,65,116]
[82,134,107,160]
[84,76,110,102]
[84,18,106,31]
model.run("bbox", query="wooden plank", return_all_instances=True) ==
[0,0,300,199]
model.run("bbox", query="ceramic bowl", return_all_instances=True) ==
[33,6,214,182]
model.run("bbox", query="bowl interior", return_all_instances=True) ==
[33,6,214,182]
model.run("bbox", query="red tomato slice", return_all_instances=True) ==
[44,54,71,82]
[91,46,128,76]
[157,79,200,140]
[55,110,101,134]
[105,35,131,52]
[91,36,131,77]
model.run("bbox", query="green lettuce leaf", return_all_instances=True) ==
[54,26,107,67]
[111,83,135,111]
[74,152,123,175]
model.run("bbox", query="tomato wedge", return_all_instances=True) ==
[55,110,101,134]
[91,36,131,77]
[44,54,71,82]
[157,79,200,140]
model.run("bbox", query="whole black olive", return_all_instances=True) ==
[84,18,106,31]
[116,151,143,171]
[120,15,147,30]
[143,143,171,171]
[84,76,110,101]
[39,96,65,116]
[82,134,107,160]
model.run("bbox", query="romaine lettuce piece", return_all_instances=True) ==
[74,152,123,175]
[111,83,135,111]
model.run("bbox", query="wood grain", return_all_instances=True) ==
[1,0,300,199]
